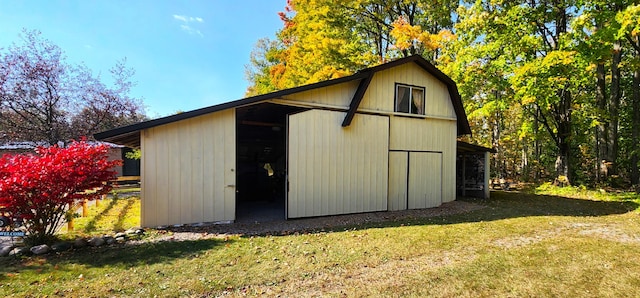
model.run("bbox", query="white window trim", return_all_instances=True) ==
[395,84,425,115]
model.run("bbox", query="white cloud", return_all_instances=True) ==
[173,14,188,22]
[180,25,203,37]
[173,14,205,37]
[173,14,204,23]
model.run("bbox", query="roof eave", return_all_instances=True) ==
[95,55,473,143]
[94,72,369,142]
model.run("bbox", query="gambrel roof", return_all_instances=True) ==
[95,55,471,148]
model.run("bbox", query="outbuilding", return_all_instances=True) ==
[96,55,487,227]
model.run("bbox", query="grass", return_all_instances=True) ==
[2,188,640,297]
[59,193,141,238]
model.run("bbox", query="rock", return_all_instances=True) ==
[9,246,31,256]
[88,236,105,247]
[0,245,15,257]
[30,244,51,255]
[51,242,72,252]
[73,238,88,248]
[115,236,127,243]
[126,227,144,235]
[104,236,115,245]
[114,232,127,239]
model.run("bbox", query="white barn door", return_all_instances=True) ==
[287,109,389,218]
[388,151,442,210]
[408,152,442,209]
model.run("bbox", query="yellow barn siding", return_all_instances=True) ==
[360,63,456,118]
[408,152,442,209]
[390,116,457,203]
[140,109,235,227]
[388,152,408,211]
[288,110,389,218]
[281,81,358,107]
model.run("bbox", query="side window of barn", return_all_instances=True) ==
[395,84,425,115]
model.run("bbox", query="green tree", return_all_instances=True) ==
[245,0,458,95]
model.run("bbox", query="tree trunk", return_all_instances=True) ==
[555,89,572,184]
[608,40,623,175]
[492,112,501,178]
[631,33,640,188]
[534,109,540,182]
[555,139,571,185]
[595,62,608,182]
[632,67,640,187]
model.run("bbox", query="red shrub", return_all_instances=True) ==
[0,140,121,244]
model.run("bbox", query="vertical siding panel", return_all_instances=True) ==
[388,152,408,211]
[442,123,457,202]
[352,123,360,213]
[328,122,337,215]
[408,152,442,209]
[281,81,358,107]
[166,124,180,225]
[378,116,390,210]
[179,121,192,224]
[223,109,236,221]
[142,109,235,227]
[336,123,345,213]
[141,130,155,226]
[190,117,204,223]
[430,153,443,207]
[312,114,320,215]
[305,112,312,216]
[364,119,373,211]
[155,127,170,227]
[212,115,225,221]
[202,117,215,222]
[288,110,388,218]
[389,116,456,205]
[287,116,297,218]
[322,116,331,215]
[297,115,304,218]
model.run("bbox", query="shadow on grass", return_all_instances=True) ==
[233,190,640,238]
[113,199,136,232]
[0,238,231,279]
[467,190,638,218]
[154,191,640,241]
[344,191,639,231]
[82,198,119,234]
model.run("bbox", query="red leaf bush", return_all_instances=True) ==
[0,140,121,244]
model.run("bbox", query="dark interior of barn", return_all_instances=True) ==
[235,103,307,222]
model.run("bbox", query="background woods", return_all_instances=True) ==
[247,0,640,188]
[0,30,146,145]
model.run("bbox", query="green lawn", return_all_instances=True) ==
[2,188,640,297]
[60,193,141,237]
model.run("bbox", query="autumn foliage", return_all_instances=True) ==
[0,140,120,244]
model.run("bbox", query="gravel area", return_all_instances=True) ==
[158,200,485,242]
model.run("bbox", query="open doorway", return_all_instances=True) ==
[235,103,307,222]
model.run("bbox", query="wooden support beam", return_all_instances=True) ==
[240,120,283,127]
[342,73,374,127]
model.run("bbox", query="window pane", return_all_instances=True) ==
[411,88,424,115]
[396,86,410,113]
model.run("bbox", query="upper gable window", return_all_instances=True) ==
[395,84,425,115]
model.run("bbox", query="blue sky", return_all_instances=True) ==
[0,1,285,118]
